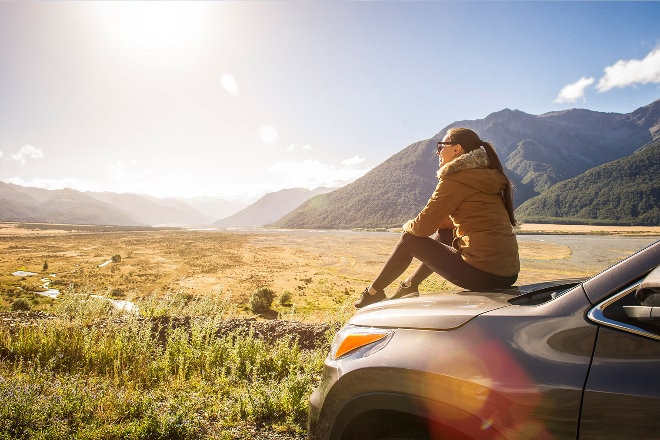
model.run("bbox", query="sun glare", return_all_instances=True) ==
[90,2,209,63]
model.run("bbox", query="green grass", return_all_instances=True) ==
[0,291,330,439]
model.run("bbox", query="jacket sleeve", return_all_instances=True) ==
[403,179,466,237]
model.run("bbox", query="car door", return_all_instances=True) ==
[580,266,660,439]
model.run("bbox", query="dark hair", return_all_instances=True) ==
[446,127,517,226]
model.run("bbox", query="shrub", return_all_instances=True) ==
[111,254,122,263]
[11,298,31,311]
[279,291,293,306]
[43,260,49,271]
[110,288,125,298]
[250,287,275,313]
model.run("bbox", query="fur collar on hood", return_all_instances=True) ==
[437,148,489,179]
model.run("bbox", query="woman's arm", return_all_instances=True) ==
[403,179,464,237]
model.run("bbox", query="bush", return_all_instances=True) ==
[250,287,275,313]
[110,288,125,298]
[11,298,31,311]
[111,254,122,263]
[279,291,293,306]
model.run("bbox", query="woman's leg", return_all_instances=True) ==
[370,232,455,291]
[372,232,516,292]
[402,230,453,289]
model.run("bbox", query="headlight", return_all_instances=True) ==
[330,325,394,360]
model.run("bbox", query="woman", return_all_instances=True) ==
[355,127,519,308]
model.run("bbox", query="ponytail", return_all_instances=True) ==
[482,142,517,226]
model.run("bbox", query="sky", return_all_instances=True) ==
[1,1,659,203]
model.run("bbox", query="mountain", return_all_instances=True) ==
[182,197,248,222]
[88,192,214,226]
[515,138,659,226]
[0,183,216,227]
[213,187,334,227]
[274,140,438,229]
[275,99,660,229]
[0,183,138,226]
[0,181,327,228]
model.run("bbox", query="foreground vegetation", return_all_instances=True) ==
[0,292,331,439]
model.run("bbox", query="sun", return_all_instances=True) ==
[90,2,210,64]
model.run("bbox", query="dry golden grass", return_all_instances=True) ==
[1,222,656,321]
[518,223,660,235]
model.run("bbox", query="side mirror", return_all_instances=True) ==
[624,266,660,321]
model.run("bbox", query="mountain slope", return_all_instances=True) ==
[275,100,659,229]
[214,187,334,227]
[445,101,657,200]
[274,140,439,229]
[515,139,660,226]
[0,183,139,226]
[88,192,213,226]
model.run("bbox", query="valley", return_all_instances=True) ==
[1,222,657,321]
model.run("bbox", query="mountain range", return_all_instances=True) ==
[0,181,336,228]
[213,187,333,228]
[275,99,660,228]
[1,99,658,228]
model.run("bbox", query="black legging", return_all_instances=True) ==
[371,230,517,292]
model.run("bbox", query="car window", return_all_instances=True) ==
[588,265,660,341]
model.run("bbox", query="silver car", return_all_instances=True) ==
[308,241,660,440]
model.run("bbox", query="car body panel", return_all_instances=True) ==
[348,292,512,331]
[580,326,660,439]
[350,280,584,331]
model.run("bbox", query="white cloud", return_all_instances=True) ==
[268,159,369,188]
[11,144,44,165]
[220,73,240,96]
[259,125,279,144]
[342,155,365,167]
[106,160,151,181]
[555,48,660,104]
[553,76,595,104]
[597,48,660,92]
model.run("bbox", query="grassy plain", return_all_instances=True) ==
[1,222,659,318]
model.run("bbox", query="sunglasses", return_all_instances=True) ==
[436,141,459,154]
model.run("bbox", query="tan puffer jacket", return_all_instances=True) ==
[403,149,520,277]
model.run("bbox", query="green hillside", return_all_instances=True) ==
[274,140,438,229]
[515,139,659,226]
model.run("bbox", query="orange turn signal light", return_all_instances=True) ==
[334,333,387,359]
[330,327,393,360]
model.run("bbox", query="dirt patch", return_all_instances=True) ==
[518,223,660,235]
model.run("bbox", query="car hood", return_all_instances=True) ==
[349,290,515,331]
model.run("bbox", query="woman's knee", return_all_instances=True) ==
[401,231,422,243]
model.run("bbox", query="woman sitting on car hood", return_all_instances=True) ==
[355,127,520,308]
